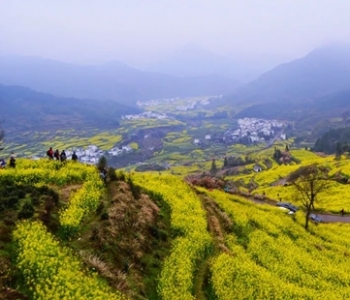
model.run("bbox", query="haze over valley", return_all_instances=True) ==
[3,1,350,299]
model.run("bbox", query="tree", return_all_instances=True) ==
[210,159,217,174]
[223,156,228,168]
[97,156,108,171]
[335,141,343,159]
[288,164,329,230]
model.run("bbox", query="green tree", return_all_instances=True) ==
[336,141,343,159]
[97,156,107,171]
[288,164,329,230]
[210,159,217,174]
[223,156,228,168]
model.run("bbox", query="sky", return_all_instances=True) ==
[1,0,350,67]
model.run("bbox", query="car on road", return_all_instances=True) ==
[276,202,298,212]
[309,213,322,223]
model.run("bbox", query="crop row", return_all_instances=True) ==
[200,188,350,299]
[132,173,212,300]
[59,172,104,237]
[13,220,124,300]
[1,159,114,297]
[0,159,93,186]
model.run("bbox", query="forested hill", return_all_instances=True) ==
[313,127,350,154]
[0,84,141,134]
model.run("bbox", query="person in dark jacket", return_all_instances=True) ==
[9,152,16,168]
[60,150,67,162]
[54,149,60,160]
[72,151,78,161]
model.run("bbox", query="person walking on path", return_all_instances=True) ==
[47,147,54,159]
[341,208,345,216]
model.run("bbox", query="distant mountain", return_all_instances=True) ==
[0,56,237,104]
[148,44,236,77]
[236,86,350,120]
[0,84,141,137]
[146,44,282,83]
[229,44,350,104]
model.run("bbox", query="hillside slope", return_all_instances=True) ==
[0,84,141,136]
[3,157,350,299]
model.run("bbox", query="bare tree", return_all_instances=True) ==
[288,164,329,230]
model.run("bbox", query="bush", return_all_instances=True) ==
[18,202,35,219]
[116,171,126,182]
[107,167,117,181]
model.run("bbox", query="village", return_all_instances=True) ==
[24,117,289,167]
[135,95,222,112]
[121,111,168,120]
[222,117,288,145]
[71,145,133,164]
[191,118,288,146]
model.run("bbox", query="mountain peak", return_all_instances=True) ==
[230,44,350,104]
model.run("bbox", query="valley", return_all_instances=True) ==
[2,95,290,170]
[3,2,350,299]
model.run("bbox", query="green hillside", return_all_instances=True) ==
[1,152,350,299]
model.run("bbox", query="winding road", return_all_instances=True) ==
[233,192,350,223]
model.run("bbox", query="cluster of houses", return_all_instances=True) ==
[136,95,222,112]
[136,97,180,107]
[225,118,288,144]
[176,96,221,111]
[107,145,133,156]
[66,145,103,164]
[193,135,211,145]
[122,111,168,120]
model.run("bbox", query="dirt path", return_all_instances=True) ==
[193,194,234,300]
[60,184,83,202]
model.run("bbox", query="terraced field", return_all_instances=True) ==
[2,156,350,299]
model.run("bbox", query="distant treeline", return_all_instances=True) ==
[313,127,350,154]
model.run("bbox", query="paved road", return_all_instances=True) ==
[237,193,350,223]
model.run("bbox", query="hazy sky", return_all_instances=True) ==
[1,0,350,66]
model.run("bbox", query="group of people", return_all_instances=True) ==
[46,147,78,162]
[0,152,16,169]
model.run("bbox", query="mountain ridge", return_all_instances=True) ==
[228,44,350,105]
[0,84,141,136]
[0,55,238,104]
